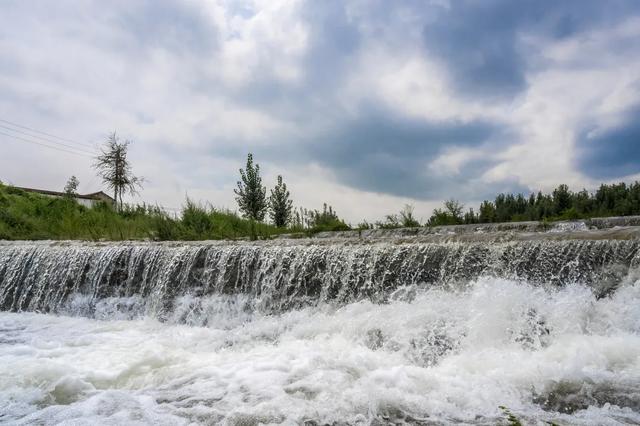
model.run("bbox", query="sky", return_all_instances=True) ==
[1,0,640,223]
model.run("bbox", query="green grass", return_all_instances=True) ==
[0,184,288,241]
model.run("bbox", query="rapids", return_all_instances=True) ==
[1,220,640,424]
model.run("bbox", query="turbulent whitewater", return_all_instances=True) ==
[1,221,640,424]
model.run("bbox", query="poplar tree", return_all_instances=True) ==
[93,132,143,210]
[269,175,293,227]
[63,175,79,197]
[234,153,267,221]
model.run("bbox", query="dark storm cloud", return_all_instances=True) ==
[200,0,640,200]
[220,0,640,200]
[422,0,639,99]
[311,110,519,198]
[251,106,522,199]
[300,0,361,87]
[577,105,640,179]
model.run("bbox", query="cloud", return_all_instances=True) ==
[577,105,640,179]
[112,1,218,54]
[298,107,509,199]
[421,0,639,99]
[1,0,640,222]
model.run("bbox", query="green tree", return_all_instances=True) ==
[377,204,420,229]
[234,153,267,221]
[269,175,293,227]
[478,201,496,222]
[464,207,478,224]
[63,176,79,197]
[93,132,143,211]
[444,199,464,222]
[552,184,572,215]
[427,199,465,226]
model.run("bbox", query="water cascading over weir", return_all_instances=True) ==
[2,217,640,323]
[3,218,640,425]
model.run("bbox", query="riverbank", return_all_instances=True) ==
[0,184,286,241]
[4,182,640,242]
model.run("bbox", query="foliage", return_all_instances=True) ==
[479,200,497,223]
[443,181,640,224]
[289,204,350,233]
[269,175,293,227]
[376,204,421,228]
[181,198,213,237]
[463,207,477,224]
[93,132,143,210]
[64,176,79,196]
[376,214,401,229]
[427,199,465,226]
[305,204,350,232]
[176,200,282,241]
[356,220,374,230]
[291,207,310,230]
[8,169,640,241]
[0,184,285,241]
[234,153,267,222]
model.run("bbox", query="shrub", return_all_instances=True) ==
[305,204,350,233]
[181,199,213,238]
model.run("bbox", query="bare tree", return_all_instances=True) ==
[93,132,143,210]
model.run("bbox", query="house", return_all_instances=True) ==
[13,186,116,208]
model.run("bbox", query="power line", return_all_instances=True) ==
[0,124,96,155]
[0,117,97,150]
[0,130,93,158]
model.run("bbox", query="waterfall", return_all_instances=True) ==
[2,223,640,424]
[1,225,639,322]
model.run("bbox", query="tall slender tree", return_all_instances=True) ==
[269,175,293,227]
[93,132,143,210]
[63,175,79,197]
[234,153,267,221]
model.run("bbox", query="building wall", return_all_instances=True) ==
[31,192,106,208]
[75,198,97,208]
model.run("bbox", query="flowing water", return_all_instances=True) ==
[1,221,640,425]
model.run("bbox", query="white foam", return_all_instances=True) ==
[1,278,640,425]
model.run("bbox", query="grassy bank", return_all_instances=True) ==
[5,180,640,241]
[0,185,287,241]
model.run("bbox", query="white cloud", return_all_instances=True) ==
[1,1,639,222]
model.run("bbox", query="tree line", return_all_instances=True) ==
[232,150,640,230]
[53,132,640,237]
[426,182,640,226]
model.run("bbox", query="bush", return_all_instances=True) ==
[305,204,350,233]
[148,208,180,241]
[181,199,213,238]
